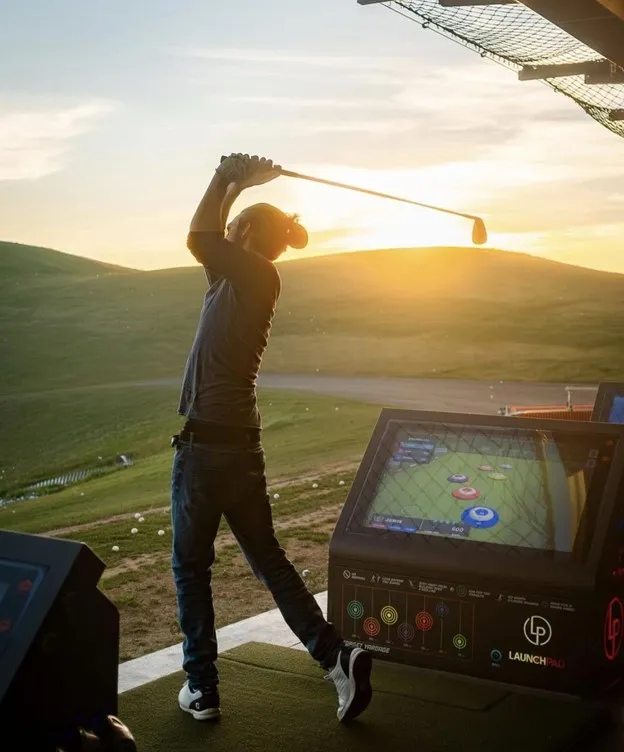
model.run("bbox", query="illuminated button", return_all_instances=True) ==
[415,612,434,631]
[363,617,381,637]
[380,606,398,625]
[18,579,33,593]
[0,619,11,633]
[453,634,467,650]
[490,649,503,663]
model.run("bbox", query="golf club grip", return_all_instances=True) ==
[219,154,284,173]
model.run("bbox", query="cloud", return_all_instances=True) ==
[230,95,400,110]
[302,118,419,134]
[0,100,117,181]
[168,46,416,71]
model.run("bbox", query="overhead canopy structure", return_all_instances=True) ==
[358,0,624,137]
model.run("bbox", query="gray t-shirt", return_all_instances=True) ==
[178,231,281,429]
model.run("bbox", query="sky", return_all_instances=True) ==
[1,0,623,273]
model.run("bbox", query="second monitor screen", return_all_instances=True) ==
[364,422,617,554]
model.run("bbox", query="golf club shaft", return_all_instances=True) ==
[218,155,479,223]
[279,168,480,223]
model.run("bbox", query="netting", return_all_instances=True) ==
[347,419,617,560]
[377,0,624,138]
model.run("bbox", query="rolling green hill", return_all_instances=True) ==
[2,240,624,398]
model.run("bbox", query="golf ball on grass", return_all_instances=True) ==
[158,530,165,536]
[131,528,138,535]
[273,493,280,500]
[138,516,145,523]
[112,545,120,552]
[134,513,141,519]
[312,483,318,489]
[339,480,345,486]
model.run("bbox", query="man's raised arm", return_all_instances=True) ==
[186,154,281,285]
[189,155,244,284]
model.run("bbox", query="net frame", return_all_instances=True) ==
[373,0,624,138]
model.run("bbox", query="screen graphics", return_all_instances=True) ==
[360,421,618,554]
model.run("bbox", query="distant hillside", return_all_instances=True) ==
[0,241,128,280]
[1,242,623,395]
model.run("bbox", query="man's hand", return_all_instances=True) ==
[217,153,281,190]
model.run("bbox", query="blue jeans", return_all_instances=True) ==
[171,438,344,688]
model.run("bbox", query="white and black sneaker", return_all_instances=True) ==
[178,681,221,720]
[326,647,373,722]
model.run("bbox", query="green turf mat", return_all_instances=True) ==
[119,642,608,752]
[224,641,507,711]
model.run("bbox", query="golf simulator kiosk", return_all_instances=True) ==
[593,383,624,425]
[0,530,120,747]
[327,409,624,698]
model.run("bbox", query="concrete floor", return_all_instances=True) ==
[117,592,327,693]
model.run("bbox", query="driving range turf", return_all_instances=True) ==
[120,642,608,752]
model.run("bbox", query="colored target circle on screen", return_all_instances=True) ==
[415,611,434,631]
[488,472,507,481]
[436,603,450,618]
[461,505,500,529]
[478,465,493,472]
[452,486,480,501]
[397,622,415,642]
[453,634,468,650]
[447,473,469,484]
[347,600,364,620]
[363,617,381,637]
[381,605,399,625]
[500,464,513,470]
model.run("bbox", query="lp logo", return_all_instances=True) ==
[604,597,624,661]
[523,615,552,647]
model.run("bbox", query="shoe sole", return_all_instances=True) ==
[340,649,373,723]
[179,703,221,721]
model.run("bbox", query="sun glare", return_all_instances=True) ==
[240,163,490,257]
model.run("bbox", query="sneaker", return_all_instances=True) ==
[327,647,373,722]
[178,681,220,720]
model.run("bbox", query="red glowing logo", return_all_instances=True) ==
[603,597,624,661]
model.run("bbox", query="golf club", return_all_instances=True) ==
[220,156,488,245]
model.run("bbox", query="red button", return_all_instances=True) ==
[0,619,11,633]
[18,580,33,593]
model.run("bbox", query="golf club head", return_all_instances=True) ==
[472,218,487,245]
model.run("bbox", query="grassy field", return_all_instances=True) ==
[2,241,624,397]
[1,386,375,660]
[0,384,378,495]
[3,238,623,663]
[3,464,356,661]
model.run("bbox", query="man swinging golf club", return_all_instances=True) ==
[171,153,373,723]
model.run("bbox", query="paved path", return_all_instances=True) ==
[257,374,596,414]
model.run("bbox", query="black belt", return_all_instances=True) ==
[171,420,261,447]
